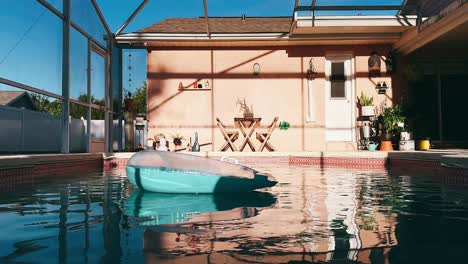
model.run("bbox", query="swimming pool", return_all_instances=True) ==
[0,166,467,263]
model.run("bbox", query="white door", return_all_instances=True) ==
[325,56,353,142]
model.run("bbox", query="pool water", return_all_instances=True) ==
[1,166,468,263]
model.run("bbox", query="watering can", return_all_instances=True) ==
[366,141,379,151]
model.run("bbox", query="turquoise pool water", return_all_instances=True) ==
[0,167,467,263]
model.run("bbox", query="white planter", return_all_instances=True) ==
[362,124,370,138]
[399,140,415,151]
[361,106,374,116]
[400,131,412,141]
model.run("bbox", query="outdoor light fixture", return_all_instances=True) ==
[253,63,260,75]
[368,51,381,76]
[307,58,317,80]
[376,81,389,94]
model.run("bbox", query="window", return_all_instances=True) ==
[330,62,346,98]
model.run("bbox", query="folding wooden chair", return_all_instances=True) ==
[216,118,239,151]
[256,117,279,152]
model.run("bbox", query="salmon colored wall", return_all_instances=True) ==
[147,45,398,151]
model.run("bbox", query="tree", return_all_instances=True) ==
[29,93,62,116]
[133,81,147,114]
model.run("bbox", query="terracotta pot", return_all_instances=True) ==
[380,141,394,151]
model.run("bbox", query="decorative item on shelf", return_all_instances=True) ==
[171,133,185,147]
[186,137,192,151]
[279,121,290,130]
[193,82,198,89]
[416,137,431,150]
[399,129,415,151]
[359,92,374,116]
[253,63,260,76]
[157,137,169,151]
[399,140,415,151]
[191,132,200,152]
[137,143,144,151]
[205,80,210,89]
[376,81,389,94]
[380,141,393,151]
[307,58,317,80]
[400,131,412,141]
[378,105,405,151]
[236,98,254,119]
[362,123,370,138]
[366,141,379,151]
[368,51,381,76]
[197,83,203,89]
[178,82,184,91]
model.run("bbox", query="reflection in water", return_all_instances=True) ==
[123,190,277,226]
[0,167,468,263]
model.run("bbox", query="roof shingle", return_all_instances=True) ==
[0,91,26,105]
[137,17,291,34]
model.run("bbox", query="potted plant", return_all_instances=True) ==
[416,136,431,151]
[378,105,405,151]
[359,92,374,116]
[236,98,254,119]
[171,133,185,147]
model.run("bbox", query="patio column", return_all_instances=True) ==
[61,0,71,153]
[110,45,123,152]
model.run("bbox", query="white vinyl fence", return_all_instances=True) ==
[0,105,147,153]
[0,105,62,152]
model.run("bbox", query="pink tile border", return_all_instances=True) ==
[0,159,102,184]
[104,156,388,171]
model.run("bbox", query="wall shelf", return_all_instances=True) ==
[179,88,211,91]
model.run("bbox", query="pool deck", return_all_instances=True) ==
[1,150,467,181]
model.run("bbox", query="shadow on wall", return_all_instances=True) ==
[147,45,399,114]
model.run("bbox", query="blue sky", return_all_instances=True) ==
[97,0,404,33]
[1,0,404,102]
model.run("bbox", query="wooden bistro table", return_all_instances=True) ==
[234,117,261,151]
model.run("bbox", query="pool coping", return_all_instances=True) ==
[102,150,468,170]
[1,151,467,181]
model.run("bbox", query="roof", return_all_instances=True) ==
[137,17,292,34]
[0,91,27,105]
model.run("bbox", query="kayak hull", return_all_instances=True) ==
[126,166,276,193]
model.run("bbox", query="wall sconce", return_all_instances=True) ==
[307,58,317,80]
[368,51,381,76]
[376,81,389,94]
[253,63,260,75]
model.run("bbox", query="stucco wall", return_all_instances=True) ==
[147,45,397,151]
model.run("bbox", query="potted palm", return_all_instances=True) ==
[379,105,405,151]
[359,92,374,116]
